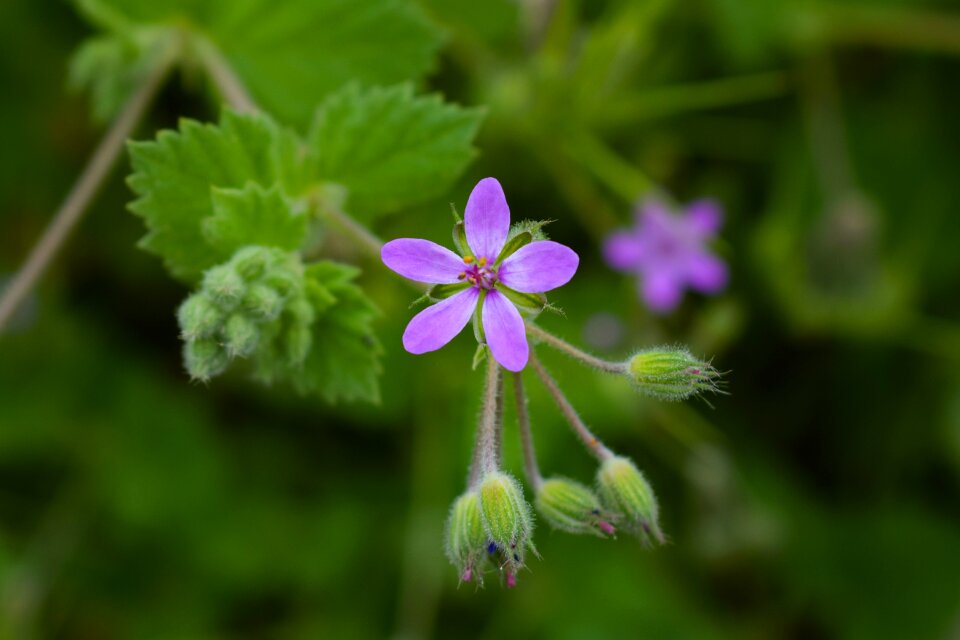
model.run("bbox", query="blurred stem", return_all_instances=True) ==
[0,47,177,335]
[529,352,614,461]
[513,373,543,491]
[800,53,855,203]
[562,132,656,204]
[195,37,258,113]
[812,3,960,55]
[525,321,627,374]
[598,71,790,127]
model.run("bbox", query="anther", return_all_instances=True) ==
[463,256,475,264]
[478,256,488,267]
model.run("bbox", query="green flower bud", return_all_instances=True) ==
[444,492,488,584]
[243,283,284,320]
[287,296,315,325]
[627,347,720,401]
[183,337,229,382]
[263,271,299,299]
[597,457,663,546]
[478,472,534,579]
[203,263,245,306]
[223,313,260,358]
[177,293,222,340]
[535,477,616,538]
[232,246,270,280]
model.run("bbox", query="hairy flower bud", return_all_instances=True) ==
[597,457,663,546]
[183,337,229,382]
[284,322,312,366]
[536,477,616,537]
[243,283,284,320]
[627,347,720,401]
[177,293,222,340]
[223,313,260,358]
[233,246,269,280]
[478,472,534,584]
[203,263,245,305]
[445,492,488,584]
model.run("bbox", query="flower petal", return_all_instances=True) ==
[500,240,579,293]
[686,251,728,293]
[465,177,510,261]
[603,230,644,272]
[482,290,528,372]
[685,199,723,237]
[402,287,479,354]
[641,269,684,314]
[382,238,466,284]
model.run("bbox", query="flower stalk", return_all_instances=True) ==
[528,353,614,461]
[525,321,627,374]
[512,373,543,491]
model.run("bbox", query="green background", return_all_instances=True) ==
[1,0,959,637]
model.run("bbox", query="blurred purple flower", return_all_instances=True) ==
[603,198,728,313]
[382,178,579,371]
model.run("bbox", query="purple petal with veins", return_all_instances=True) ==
[482,290,528,372]
[465,177,510,260]
[382,238,466,284]
[402,287,479,354]
[499,241,579,293]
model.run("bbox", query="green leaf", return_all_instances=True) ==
[306,84,484,220]
[72,0,444,129]
[126,110,301,282]
[296,262,382,403]
[204,183,307,255]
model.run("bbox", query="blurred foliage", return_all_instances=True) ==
[2,0,960,638]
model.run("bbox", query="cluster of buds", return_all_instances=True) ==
[446,472,536,587]
[177,246,314,381]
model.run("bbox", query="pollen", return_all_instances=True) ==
[463,256,475,264]
[478,256,488,267]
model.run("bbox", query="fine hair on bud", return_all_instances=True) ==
[596,457,664,546]
[223,313,260,358]
[477,471,534,579]
[626,346,721,401]
[536,477,617,538]
[184,337,229,382]
[243,283,284,320]
[445,492,489,585]
[177,293,222,341]
[203,263,246,305]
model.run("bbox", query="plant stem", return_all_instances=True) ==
[524,321,627,374]
[323,205,391,265]
[529,352,614,462]
[470,356,503,486]
[513,372,543,491]
[0,50,176,334]
[195,37,258,113]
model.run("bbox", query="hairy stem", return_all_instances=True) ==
[0,50,176,334]
[469,356,503,486]
[195,37,258,113]
[529,352,614,461]
[513,373,543,490]
[525,321,627,374]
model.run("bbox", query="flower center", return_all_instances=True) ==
[459,255,498,290]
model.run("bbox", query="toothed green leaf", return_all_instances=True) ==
[306,84,484,220]
[204,183,308,256]
[126,110,302,283]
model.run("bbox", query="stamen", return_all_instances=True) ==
[478,256,488,267]
[463,256,475,264]
[458,272,466,280]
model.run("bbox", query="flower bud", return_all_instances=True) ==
[478,472,534,582]
[535,477,616,537]
[223,313,260,358]
[203,264,245,306]
[177,293,222,340]
[626,347,720,401]
[243,283,284,320]
[233,246,270,280]
[444,492,488,584]
[597,457,663,546]
[183,337,229,382]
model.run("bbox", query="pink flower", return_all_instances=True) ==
[382,178,579,371]
[604,198,728,313]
